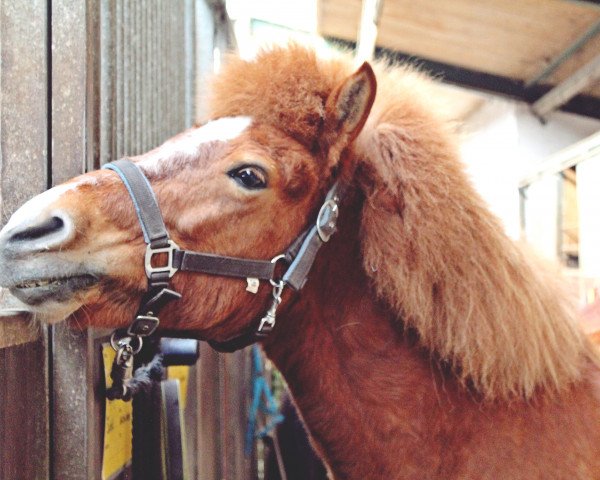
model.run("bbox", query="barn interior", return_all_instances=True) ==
[1,1,599,478]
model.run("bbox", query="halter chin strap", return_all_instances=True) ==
[103,158,344,353]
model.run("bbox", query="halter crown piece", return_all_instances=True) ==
[103,158,344,364]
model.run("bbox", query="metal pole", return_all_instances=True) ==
[354,0,384,66]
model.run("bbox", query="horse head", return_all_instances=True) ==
[0,53,376,346]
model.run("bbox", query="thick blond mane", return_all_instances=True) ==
[357,62,594,399]
[209,45,594,400]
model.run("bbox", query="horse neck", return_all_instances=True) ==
[262,193,447,476]
[261,192,600,479]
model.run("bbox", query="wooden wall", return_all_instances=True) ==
[0,1,254,478]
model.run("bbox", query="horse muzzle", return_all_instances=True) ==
[0,204,99,307]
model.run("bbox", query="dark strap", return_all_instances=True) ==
[283,182,344,290]
[208,184,346,352]
[106,159,281,282]
[104,159,170,248]
[173,250,276,281]
[283,225,322,290]
[103,157,347,355]
[209,329,261,353]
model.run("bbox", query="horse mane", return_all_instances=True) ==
[208,45,595,400]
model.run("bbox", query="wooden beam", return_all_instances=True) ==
[526,19,600,87]
[532,53,600,119]
[354,0,384,65]
[328,38,600,120]
[519,131,600,188]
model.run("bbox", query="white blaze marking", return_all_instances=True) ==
[139,116,253,174]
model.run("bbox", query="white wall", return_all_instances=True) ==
[515,105,600,167]
[460,93,600,250]
[460,98,521,238]
[577,155,600,277]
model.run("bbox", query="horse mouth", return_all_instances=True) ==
[10,274,99,305]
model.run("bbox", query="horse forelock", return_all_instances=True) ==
[207,45,350,152]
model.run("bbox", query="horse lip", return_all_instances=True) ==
[9,274,99,306]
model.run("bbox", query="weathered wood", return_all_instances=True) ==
[0,338,50,480]
[48,2,108,478]
[198,343,223,479]
[0,1,50,478]
[0,2,238,479]
[0,0,49,223]
[0,288,38,347]
[224,349,254,479]
[0,315,39,348]
[532,53,600,118]
[51,0,89,184]
[184,363,200,479]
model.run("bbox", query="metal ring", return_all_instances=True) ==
[270,254,287,264]
[110,331,143,355]
[271,280,285,299]
[269,254,288,287]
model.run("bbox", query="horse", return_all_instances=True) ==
[1,44,600,478]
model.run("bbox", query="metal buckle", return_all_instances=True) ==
[257,314,276,335]
[127,314,160,337]
[316,197,339,242]
[257,280,284,336]
[145,239,179,278]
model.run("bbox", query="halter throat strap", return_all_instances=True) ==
[103,158,344,352]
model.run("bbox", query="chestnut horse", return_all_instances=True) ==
[1,45,600,478]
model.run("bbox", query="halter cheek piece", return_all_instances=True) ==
[103,159,344,355]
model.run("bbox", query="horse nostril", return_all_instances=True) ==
[9,216,66,242]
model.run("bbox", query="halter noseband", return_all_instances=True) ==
[103,158,344,354]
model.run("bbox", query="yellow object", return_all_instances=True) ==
[167,365,190,410]
[101,344,133,480]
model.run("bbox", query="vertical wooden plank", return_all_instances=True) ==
[184,0,195,129]
[50,2,108,479]
[86,0,102,172]
[50,5,89,480]
[0,1,50,479]
[0,337,50,479]
[51,0,88,184]
[223,349,254,479]
[0,0,49,221]
[195,0,215,123]
[184,363,200,479]
[99,0,115,165]
[197,343,223,480]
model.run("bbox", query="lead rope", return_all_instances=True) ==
[106,334,164,401]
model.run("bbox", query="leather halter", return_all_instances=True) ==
[103,158,344,353]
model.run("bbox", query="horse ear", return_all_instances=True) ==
[322,62,377,166]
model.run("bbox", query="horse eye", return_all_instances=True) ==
[228,165,268,190]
